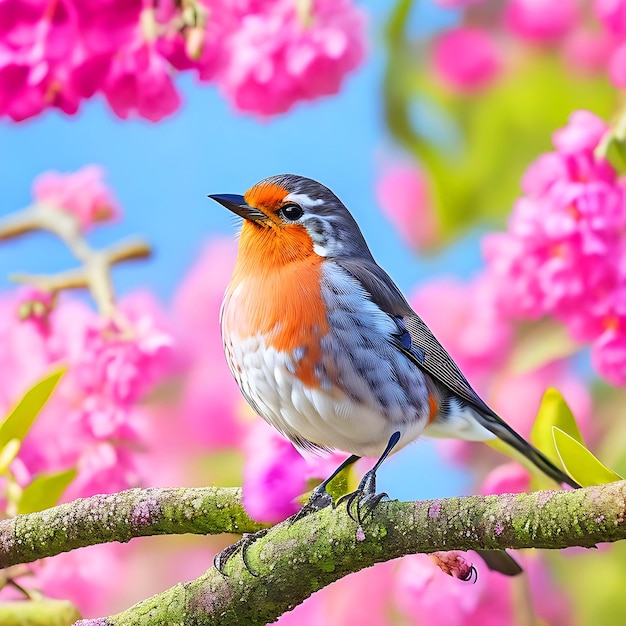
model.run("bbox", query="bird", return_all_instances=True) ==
[209,174,579,576]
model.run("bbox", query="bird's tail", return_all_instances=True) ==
[477,410,580,489]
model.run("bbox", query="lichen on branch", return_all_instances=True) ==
[1,482,625,626]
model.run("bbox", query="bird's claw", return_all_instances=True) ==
[291,485,334,524]
[213,528,269,577]
[337,469,387,524]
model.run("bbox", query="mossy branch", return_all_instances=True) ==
[0,487,266,569]
[1,482,626,625]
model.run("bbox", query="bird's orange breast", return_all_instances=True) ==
[223,221,329,388]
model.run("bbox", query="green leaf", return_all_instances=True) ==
[0,368,65,449]
[17,468,77,515]
[552,427,622,487]
[600,134,626,175]
[531,388,584,467]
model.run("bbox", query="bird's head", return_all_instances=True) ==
[209,174,372,262]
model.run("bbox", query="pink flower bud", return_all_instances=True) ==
[432,27,500,92]
[505,0,579,44]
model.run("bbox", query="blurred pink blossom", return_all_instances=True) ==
[480,461,530,495]
[395,553,571,626]
[0,288,174,498]
[375,163,438,250]
[0,287,175,615]
[563,28,615,75]
[595,0,626,37]
[242,420,308,523]
[12,544,127,618]
[504,0,579,44]
[32,165,121,229]
[432,27,501,92]
[172,238,247,450]
[242,420,349,523]
[608,40,626,87]
[432,0,481,6]
[277,560,396,625]
[216,0,366,116]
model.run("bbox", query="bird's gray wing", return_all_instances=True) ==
[334,257,580,490]
[333,257,495,417]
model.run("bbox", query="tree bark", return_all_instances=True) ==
[2,482,625,625]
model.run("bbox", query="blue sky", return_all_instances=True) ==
[0,2,477,498]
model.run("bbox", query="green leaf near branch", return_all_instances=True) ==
[600,134,626,175]
[553,427,622,487]
[0,368,65,450]
[18,469,77,515]
[531,388,584,468]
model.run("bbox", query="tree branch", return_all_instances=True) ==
[70,480,626,626]
[0,487,266,569]
[1,482,625,625]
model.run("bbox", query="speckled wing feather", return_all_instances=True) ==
[334,257,494,416]
[335,256,580,490]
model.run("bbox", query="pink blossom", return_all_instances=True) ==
[432,27,501,92]
[608,40,626,88]
[216,0,366,116]
[277,561,396,625]
[563,28,615,75]
[102,34,180,122]
[0,288,173,498]
[0,0,142,121]
[589,284,626,384]
[375,163,438,250]
[155,0,232,82]
[483,110,625,324]
[431,0,481,6]
[480,462,530,495]
[595,0,626,37]
[242,420,308,523]
[35,544,127,617]
[32,166,121,229]
[504,0,579,44]
[242,420,350,523]
[395,553,571,626]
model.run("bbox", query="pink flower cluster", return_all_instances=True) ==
[375,162,438,250]
[596,0,626,88]
[429,0,626,89]
[0,0,366,121]
[484,110,626,384]
[0,288,174,500]
[33,165,121,229]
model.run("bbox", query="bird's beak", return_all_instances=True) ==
[208,194,267,223]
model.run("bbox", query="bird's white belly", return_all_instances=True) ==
[224,333,425,458]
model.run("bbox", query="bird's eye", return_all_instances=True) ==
[280,203,303,221]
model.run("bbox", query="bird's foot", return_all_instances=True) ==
[337,468,387,524]
[213,528,269,577]
[291,484,334,524]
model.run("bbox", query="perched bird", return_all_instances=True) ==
[210,174,578,575]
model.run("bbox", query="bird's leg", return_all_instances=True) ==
[338,431,401,524]
[214,454,360,576]
[291,454,361,523]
